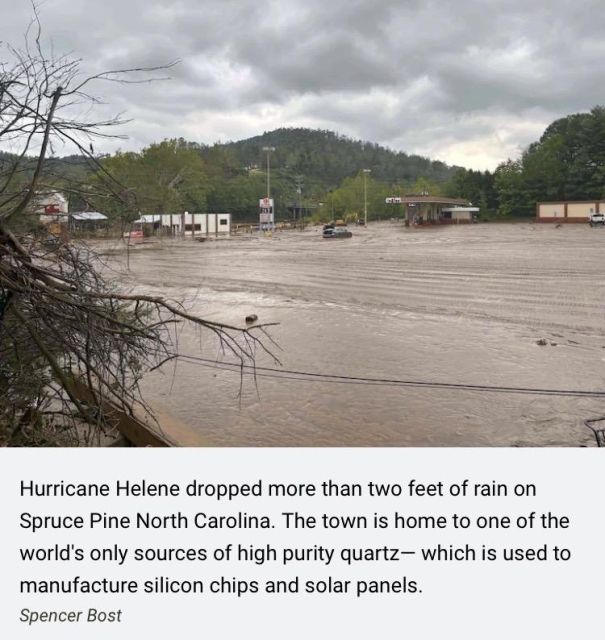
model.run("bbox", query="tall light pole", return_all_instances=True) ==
[263,146,275,231]
[295,175,303,224]
[363,169,371,226]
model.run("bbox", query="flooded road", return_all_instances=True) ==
[102,222,605,446]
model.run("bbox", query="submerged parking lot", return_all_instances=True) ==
[106,222,605,446]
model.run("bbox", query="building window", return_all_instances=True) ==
[184,224,202,231]
[220,219,228,226]
[443,212,452,219]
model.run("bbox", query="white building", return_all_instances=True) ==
[536,200,601,223]
[34,191,68,214]
[441,207,480,224]
[34,191,69,224]
[134,213,231,236]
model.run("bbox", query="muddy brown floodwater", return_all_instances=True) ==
[99,222,605,446]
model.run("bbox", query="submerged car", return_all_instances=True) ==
[323,227,352,239]
[589,212,604,227]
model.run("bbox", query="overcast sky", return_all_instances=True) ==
[1,0,603,170]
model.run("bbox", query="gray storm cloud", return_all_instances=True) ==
[1,0,603,169]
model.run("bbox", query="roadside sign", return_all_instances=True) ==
[386,197,402,204]
[259,198,274,231]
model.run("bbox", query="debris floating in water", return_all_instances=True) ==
[536,338,557,346]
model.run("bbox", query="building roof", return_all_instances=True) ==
[35,191,68,205]
[134,213,231,223]
[400,196,470,205]
[133,214,181,223]
[71,211,107,221]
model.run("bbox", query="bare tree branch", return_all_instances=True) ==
[0,14,277,447]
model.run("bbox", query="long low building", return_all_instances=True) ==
[134,213,231,235]
[536,201,601,222]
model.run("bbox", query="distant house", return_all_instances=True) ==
[33,190,108,232]
[69,212,108,231]
[33,191,69,219]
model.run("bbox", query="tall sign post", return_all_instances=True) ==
[259,197,274,233]
[262,146,276,232]
[363,169,371,226]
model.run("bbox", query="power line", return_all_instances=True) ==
[175,354,605,399]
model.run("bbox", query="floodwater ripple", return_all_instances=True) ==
[104,223,605,446]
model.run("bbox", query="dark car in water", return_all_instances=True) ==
[323,227,352,239]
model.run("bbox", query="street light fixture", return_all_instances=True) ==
[363,169,371,226]
[263,146,275,231]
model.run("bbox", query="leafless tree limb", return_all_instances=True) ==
[0,13,278,446]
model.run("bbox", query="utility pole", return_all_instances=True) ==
[363,169,371,226]
[296,176,303,227]
[263,146,275,231]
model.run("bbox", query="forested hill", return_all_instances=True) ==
[207,128,458,189]
[1,128,459,222]
[0,151,97,182]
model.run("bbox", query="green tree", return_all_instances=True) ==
[411,177,442,196]
[494,160,528,217]
[497,105,605,215]
[91,140,208,219]
[443,168,498,217]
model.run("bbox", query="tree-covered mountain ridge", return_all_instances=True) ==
[2,127,459,221]
[210,127,459,187]
[1,126,459,188]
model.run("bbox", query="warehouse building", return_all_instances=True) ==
[132,213,231,236]
[535,201,602,222]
